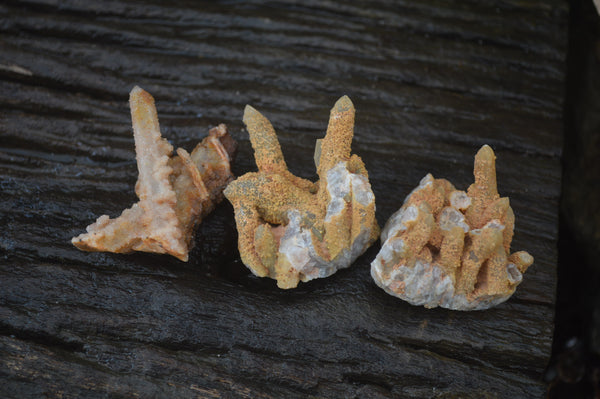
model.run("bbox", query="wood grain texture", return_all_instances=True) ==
[0,0,566,397]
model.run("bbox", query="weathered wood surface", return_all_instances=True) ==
[0,1,566,397]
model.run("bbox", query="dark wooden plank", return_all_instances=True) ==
[0,0,566,397]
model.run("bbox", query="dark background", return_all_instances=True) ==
[547,0,600,397]
[0,0,594,397]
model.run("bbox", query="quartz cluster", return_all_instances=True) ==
[224,96,380,288]
[371,145,533,310]
[72,86,236,261]
[72,88,535,306]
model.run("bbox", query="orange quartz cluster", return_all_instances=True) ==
[72,87,236,261]
[371,145,533,310]
[224,96,380,288]
[71,88,536,305]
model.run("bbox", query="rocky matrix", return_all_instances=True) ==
[371,145,533,310]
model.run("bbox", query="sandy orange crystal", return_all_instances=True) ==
[371,145,533,310]
[224,96,380,288]
[72,86,236,261]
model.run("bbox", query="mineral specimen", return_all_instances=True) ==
[371,145,534,310]
[224,96,380,289]
[72,86,236,261]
